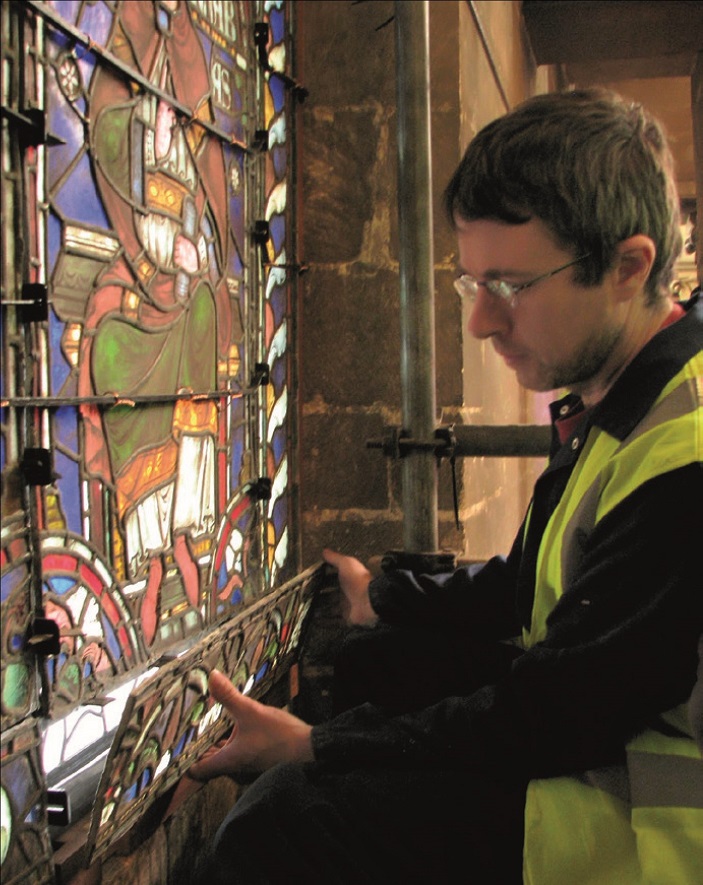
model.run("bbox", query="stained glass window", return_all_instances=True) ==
[1,720,55,885]
[1,0,309,866]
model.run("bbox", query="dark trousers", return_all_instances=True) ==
[198,625,527,884]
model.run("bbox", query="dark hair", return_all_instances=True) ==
[443,89,682,304]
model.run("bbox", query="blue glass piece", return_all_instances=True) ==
[53,406,78,451]
[270,357,285,388]
[75,52,98,92]
[269,214,285,254]
[47,575,76,596]
[130,118,144,206]
[51,1,82,27]
[269,74,286,114]
[2,566,27,604]
[52,151,109,229]
[101,614,122,662]
[77,1,114,50]
[54,451,82,536]
[46,110,86,191]
[2,756,30,801]
[173,732,187,758]
[269,8,285,44]
[271,425,286,463]
[47,212,62,275]
[49,315,71,393]
[230,251,244,277]
[47,26,71,53]
[156,7,170,33]
[269,283,286,328]
[271,493,287,535]
[272,144,287,180]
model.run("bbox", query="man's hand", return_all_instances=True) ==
[189,670,314,781]
[322,548,378,627]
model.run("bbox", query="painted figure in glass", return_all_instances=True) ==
[80,1,232,644]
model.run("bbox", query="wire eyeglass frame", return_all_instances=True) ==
[453,254,591,308]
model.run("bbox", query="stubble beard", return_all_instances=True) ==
[541,322,625,396]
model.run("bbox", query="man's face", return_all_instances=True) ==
[455,217,625,402]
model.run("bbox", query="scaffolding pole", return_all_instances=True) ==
[395,1,438,553]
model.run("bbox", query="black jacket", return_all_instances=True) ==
[312,296,703,781]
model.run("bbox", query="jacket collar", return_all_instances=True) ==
[548,293,702,461]
[591,292,702,442]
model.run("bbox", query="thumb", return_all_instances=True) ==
[188,671,248,782]
[207,669,263,725]
[322,548,342,569]
[208,668,245,712]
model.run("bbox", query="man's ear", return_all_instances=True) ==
[612,235,657,300]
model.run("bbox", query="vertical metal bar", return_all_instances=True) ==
[395,1,438,552]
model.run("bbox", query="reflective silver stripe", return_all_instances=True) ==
[560,374,701,591]
[628,751,703,809]
[621,374,700,446]
[575,764,630,803]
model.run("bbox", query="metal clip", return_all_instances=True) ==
[18,283,49,323]
[20,447,54,485]
[254,22,272,72]
[25,617,61,656]
[253,220,270,266]
[249,477,272,501]
[251,363,270,387]
[252,129,269,152]
[0,106,65,149]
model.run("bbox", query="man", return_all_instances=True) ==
[191,89,703,883]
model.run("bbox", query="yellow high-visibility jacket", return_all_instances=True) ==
[523,331,703,884]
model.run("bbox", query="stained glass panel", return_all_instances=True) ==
[0,719,55,885]
[87,561,323,863]
[1,515,38,726]
[1,0,304,861]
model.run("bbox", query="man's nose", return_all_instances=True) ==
[466,288,512,340]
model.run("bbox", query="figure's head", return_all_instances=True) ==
[443,89,681,305]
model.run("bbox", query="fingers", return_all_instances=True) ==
[322,548,365,574]
[190,738,241,781]
[189,669,315,782]
[322,548,343,568]
[189,671,248,782]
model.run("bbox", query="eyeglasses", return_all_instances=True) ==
[453,254,591,308]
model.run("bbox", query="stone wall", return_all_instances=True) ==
[296,0,554,565]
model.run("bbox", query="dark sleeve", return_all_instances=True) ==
[312,464,703,780]
[368,529,524,641]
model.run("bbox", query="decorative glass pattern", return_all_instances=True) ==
[86,561,322,862]
[0,719,55,885]
[1,0,307,863]
[1,515,39,726]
